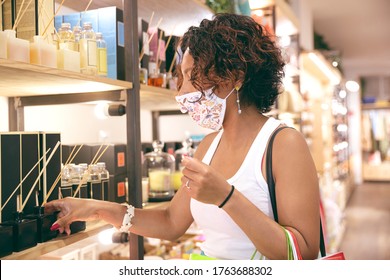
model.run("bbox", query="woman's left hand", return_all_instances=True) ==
[180,156,232,206]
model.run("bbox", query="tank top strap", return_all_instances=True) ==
[202,130,224,165]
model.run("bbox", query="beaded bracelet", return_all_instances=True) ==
[120,204,135,232]
[218,185,235,208]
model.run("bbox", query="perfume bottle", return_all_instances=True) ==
[79,22,97,75]
[96,32,107,77]
[57,23,80,72]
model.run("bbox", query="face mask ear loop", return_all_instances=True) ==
[235,86,242,115]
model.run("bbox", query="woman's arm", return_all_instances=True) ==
[44,133,219,240]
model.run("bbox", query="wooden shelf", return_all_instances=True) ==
[361,102,390,110]
[140,84,179,111]
[0,58,132,97]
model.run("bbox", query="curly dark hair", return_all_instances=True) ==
[176,13,285,113]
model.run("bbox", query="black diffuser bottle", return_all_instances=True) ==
[2,210,37,252]
[25,205,58,243]
[0,225,14,257]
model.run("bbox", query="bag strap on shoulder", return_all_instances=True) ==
[265,125,326,257]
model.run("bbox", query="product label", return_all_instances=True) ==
[117,22,124,47]
[87,40,97,67]
[117,182,125,197]
[117,152,125,167]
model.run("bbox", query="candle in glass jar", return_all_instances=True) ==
[148,169,171,192]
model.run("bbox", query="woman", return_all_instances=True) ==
[45,13,320,260]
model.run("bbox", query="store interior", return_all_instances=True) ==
[0,0,389,260]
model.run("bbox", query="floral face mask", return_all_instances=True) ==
[175,87,235,131]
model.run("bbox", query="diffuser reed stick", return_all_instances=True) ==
[43,144,84,205]
[157,24,176,70]
[41,0,66,36]
[21,141,61,211]
[139,17,163,63]
[37,0,59,40]
[12,0,34,31]
[75,0,94,28]
[72,144,110,198]
[155,29,164,72]
[1,0,7,6]
[0,148,51,212]
[168,51,178,74]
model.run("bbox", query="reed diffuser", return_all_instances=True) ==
[1,195,38,252]
[4,0,34,62]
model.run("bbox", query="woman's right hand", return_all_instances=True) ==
[44,197,100,235]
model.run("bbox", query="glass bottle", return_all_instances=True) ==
[96,32,107,77]
[172,138,195,191]
[79,22,97,75]
[139,63,148,84]
[72,25,82,52]
[97,162,110,201]
[88,164,102,200]
[72,164,88,198]
[58,23,74,50]
[60,164,73,198]
[147,51,163,87]
[143,140,175,201]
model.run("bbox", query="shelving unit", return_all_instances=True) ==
[361,104,390,181]
[299,50,349,254]
[2,0,212,260]
[0,58,132,96]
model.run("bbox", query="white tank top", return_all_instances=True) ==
[190,117,282,259]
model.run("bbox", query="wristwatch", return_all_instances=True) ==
[120,204,135,232]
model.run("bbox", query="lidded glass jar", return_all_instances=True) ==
[143,140,175,201]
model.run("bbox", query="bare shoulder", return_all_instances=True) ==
[273,126,308,151]
[193,131,220,160]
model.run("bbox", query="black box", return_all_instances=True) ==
[0,133,21,223]
[39,132,61,203]
[21,133,40,216]
[138,17,150,70]
[108,174,127,204]
[91,143,127,176]
[0,225,14,257]
[98,7,125,80]
[165,35,179,74]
